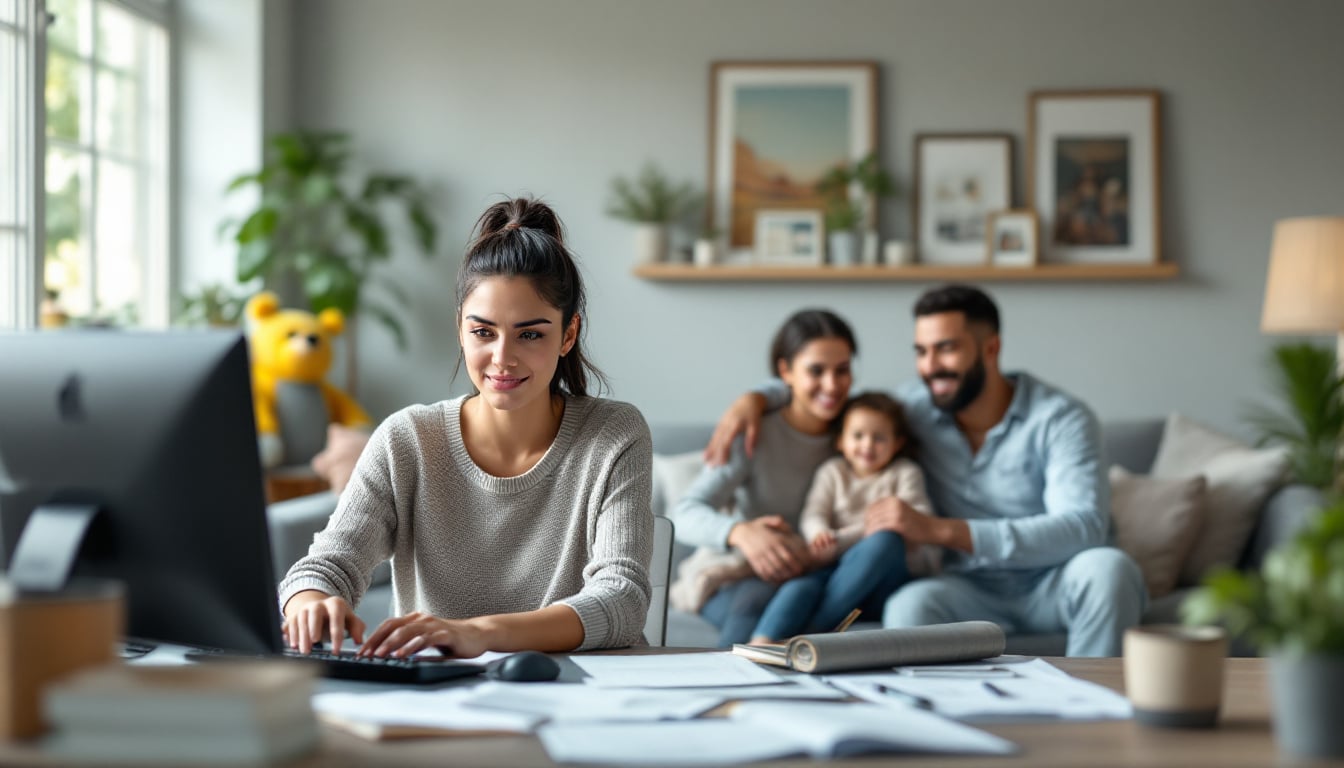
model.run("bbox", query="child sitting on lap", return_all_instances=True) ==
[749,392,939,643]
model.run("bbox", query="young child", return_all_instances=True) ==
[749,391,938,643]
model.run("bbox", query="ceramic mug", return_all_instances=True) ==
[1123,624,1227,728]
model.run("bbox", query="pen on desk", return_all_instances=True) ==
[831,608,862,633]
[982,681,1013,699]
[901,666,1017,678]
[874,684,934,710]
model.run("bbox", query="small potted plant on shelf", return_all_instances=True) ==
[606,162,702,265]
[815,152,896,267]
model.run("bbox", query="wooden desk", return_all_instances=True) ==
[299,656,1299,767]
[0,656,1314,767]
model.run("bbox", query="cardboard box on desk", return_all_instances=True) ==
[0,579,123,740]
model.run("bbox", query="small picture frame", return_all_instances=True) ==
[986,209,1040,268]
[913,133,1013,266]
[754,210,824,266]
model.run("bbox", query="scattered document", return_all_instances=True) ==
[571,652,785,688]
[537,700,1016,764]
[462,682,721,723]
[312,688,543,737]
[827,658,1131,721]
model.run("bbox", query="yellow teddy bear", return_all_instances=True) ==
[245,291,371,469]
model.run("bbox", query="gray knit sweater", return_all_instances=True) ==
[277,395,654,651]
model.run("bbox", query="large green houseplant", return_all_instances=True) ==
[1243,342,1344,490]
[223,132,439,354]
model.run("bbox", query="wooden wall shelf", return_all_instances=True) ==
[633,262,1180,283]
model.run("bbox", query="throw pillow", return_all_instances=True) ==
[650,450,706,518]
[1108,466,1207,599]
[1150,413,1289,586]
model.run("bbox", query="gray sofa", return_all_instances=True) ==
[266,418,1321,657]
[647,419,1323,657]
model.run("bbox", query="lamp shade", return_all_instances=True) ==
[1261,217,1344,333]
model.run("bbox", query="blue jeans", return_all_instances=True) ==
[701,577,779,648]
[751,531,909,641]
[881,546,1148,657]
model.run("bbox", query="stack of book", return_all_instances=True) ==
[42,660,319,764]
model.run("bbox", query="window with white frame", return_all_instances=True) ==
[1,0,39,330]
[43,0,169,328]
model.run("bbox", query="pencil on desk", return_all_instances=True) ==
[832,609,862,633]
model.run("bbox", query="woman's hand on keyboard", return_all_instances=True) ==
[282,590,367,655]
[360,611,488,659]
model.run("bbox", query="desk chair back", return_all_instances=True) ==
[644,515,674,646]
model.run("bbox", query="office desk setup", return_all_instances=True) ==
[297,654,1281,768]
[0,649,1295,766]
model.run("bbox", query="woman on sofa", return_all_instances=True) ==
[667,309,908,647]
[278,197,653,658]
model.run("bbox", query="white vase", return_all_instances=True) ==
[634,223,669,264]
[692,239,717,268]
[828,231,858,267]
[883,240,912,266]
[861,230,880,266]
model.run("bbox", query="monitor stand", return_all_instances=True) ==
[7,503,99,592]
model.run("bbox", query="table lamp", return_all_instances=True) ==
[1261,217,1344,364]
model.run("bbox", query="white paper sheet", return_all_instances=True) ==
[462,682,721,722]
[537,700,1016,764]
[827,658,1131,721]
[571,652,786,688]
[311,688,543,732]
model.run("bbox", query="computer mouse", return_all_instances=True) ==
[485,650,561,682]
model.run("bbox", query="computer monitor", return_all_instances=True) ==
[0,330,284,654]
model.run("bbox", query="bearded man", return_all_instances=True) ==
[704,284,1146,656]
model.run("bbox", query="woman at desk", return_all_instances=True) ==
[278,197,653,658]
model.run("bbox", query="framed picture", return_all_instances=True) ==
[985,209,1040,268]
[913,133,1013,265]
[709,61,878,262]
[754,210,824,266]
[1028,90,1162,264]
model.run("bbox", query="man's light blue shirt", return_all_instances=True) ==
[758,372,1110,590]
[893,373,1110,586]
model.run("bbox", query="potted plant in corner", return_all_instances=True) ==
[1182,501,1344,758]
[1182,342,1344,758]
[816,152,896,267]
[606,162,701,265]
[221,131,439,391]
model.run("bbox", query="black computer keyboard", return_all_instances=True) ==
[185,647,485,685]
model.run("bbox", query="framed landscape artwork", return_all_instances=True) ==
[913,133,1013,265]
[1028,90,1162,265]
[709,61,878,262]
[754,210,824,266]
[986,209,1040,268]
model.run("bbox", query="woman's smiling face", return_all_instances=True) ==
[459,276,576,410]
[778,337,853,427]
